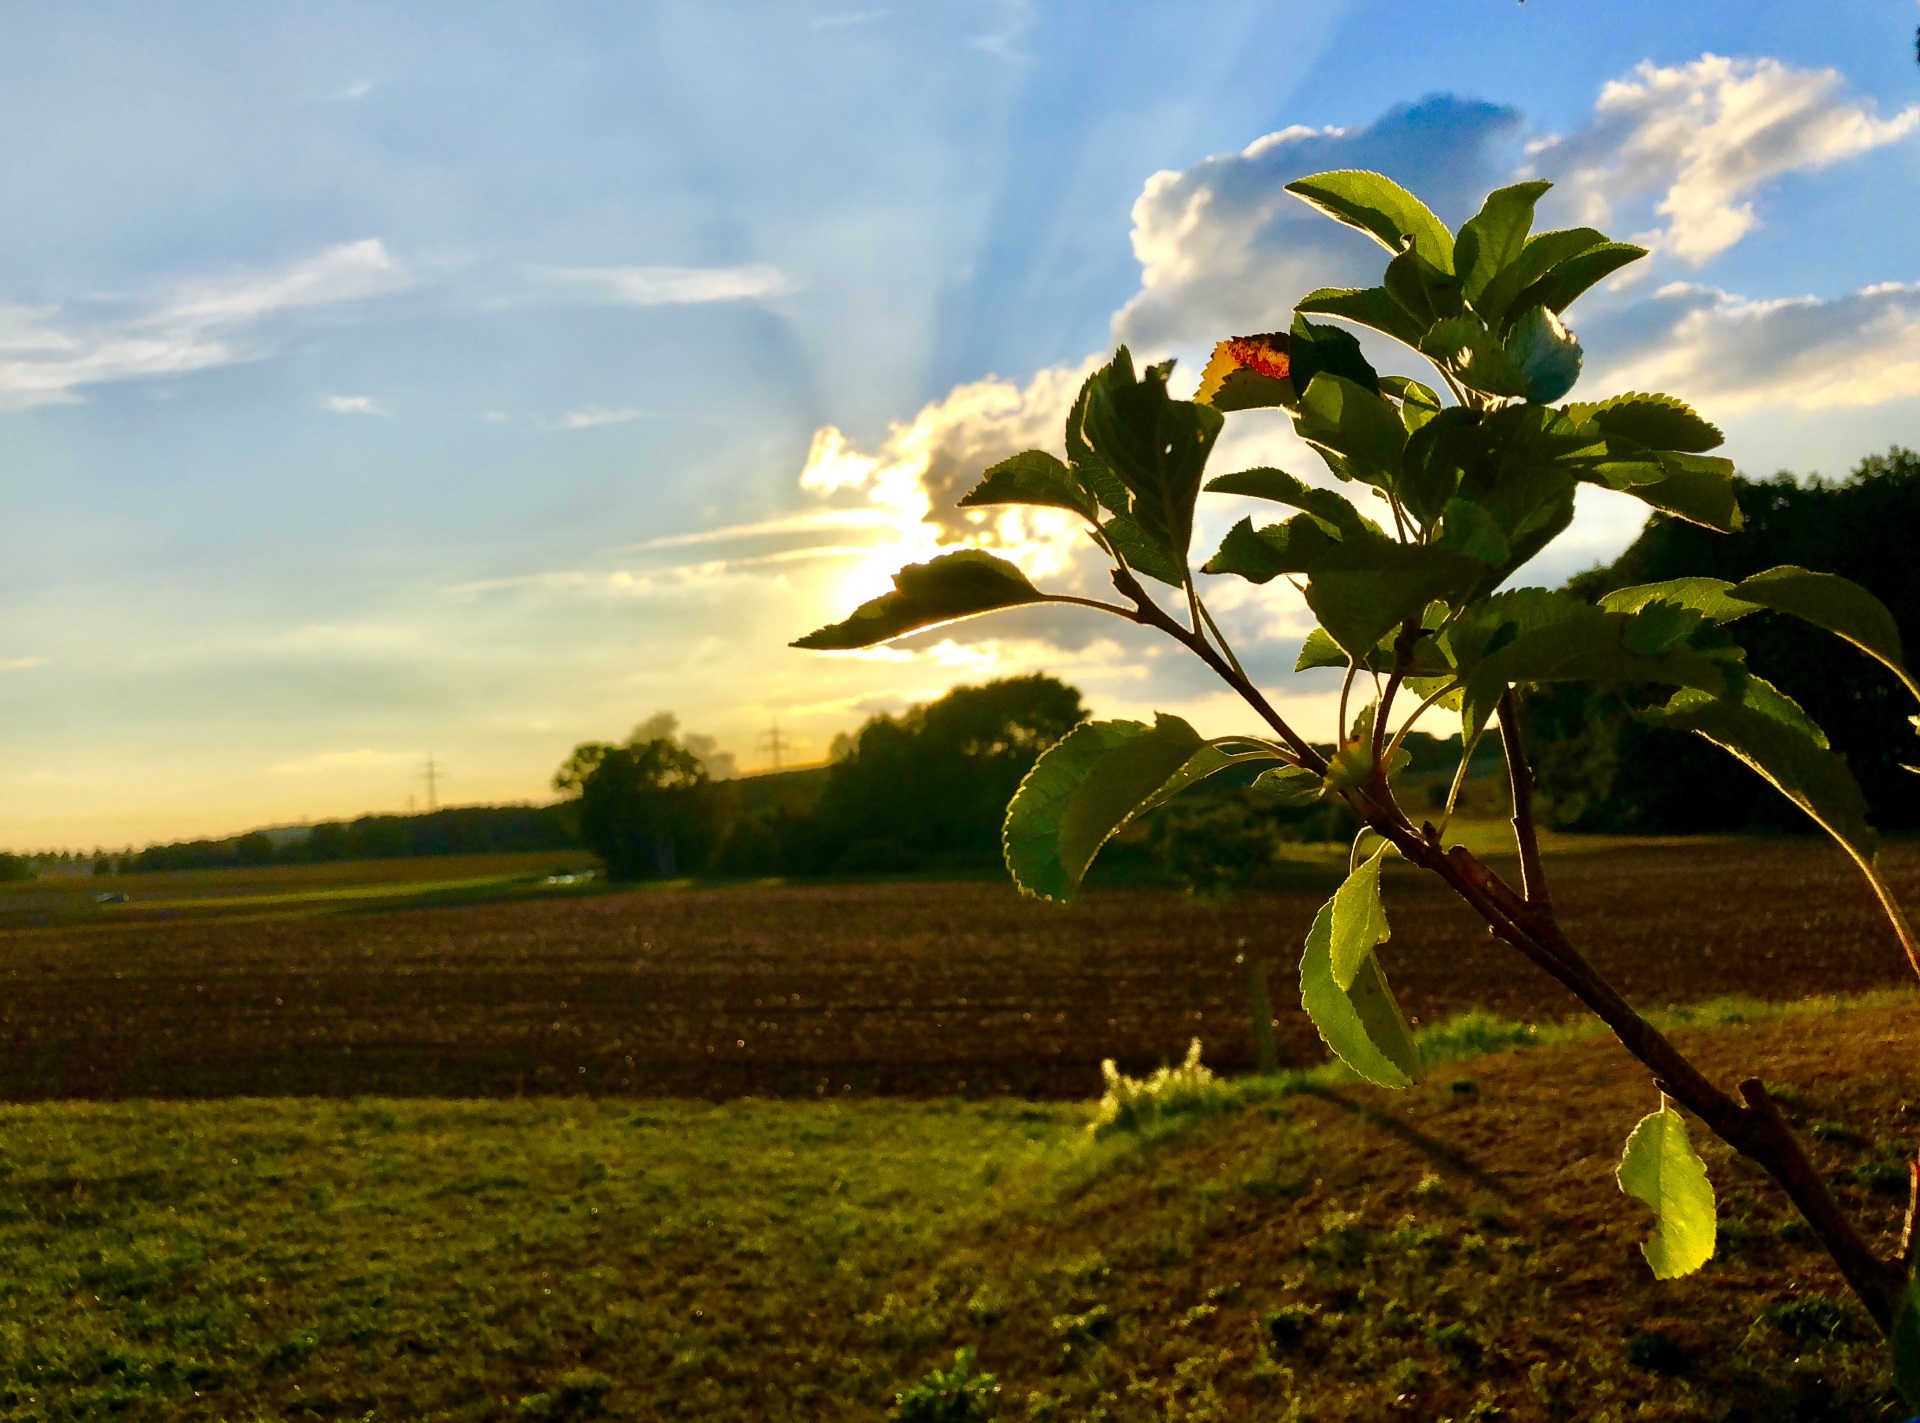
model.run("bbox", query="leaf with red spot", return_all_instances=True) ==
[1195,332,1296,411]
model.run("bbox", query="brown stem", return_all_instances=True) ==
[1111,567,1328,775]
[1497,690,1550,910]
[1902,1153,1918,1274]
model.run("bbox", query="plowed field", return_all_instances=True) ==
[1,839,1914,1101]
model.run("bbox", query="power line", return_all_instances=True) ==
[418,753,450,812]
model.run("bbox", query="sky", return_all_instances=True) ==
[2,1,1918,849]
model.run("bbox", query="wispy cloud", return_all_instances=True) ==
[329,78,378,102]
[543,405,652,431]
[811,9,886,28]
[0,240,413,413]
[0,656,47,673]
[539,263,789,308]
[319,394,387,416]
[624,509,900,552]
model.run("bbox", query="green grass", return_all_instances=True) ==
[2,991,1915,1420]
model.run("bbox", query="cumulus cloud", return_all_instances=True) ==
[1586,279,1920,413]
[1114,96,1524,351]
[0,240,411,413]
[1529,55,1920,266]
[541,263,789,307]
[320,394,387,416]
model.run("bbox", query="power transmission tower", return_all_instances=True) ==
[759,719,793,771]
[418,753,450,812]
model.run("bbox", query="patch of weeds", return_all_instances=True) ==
[517,1370,613,1419]
[1262,1304,1315,1351]
[1091,1039,1232,1138]
[1449,1077,1479,1096]
[1623,1329,1692,1375]
[1428,1321,1482,1368]
[1849,1156,1910,1197]
[965,1284,1006,1327]
[1386,1357,1429,1397]
[1760,1294,1859,1343]
[1050,1304,1115,1349]
[1773,1216,1813,1245]
[1808,1120,1863,1147]
[892,1347,999,1422]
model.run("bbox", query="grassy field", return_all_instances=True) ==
[0,1001,1915,1420]
[1,838,1917,1418]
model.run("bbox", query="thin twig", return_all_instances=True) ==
[1337,661,1358,747]
[1193,593,1249,682]
[1382,681,1458,770]
[1496,689,1550,911]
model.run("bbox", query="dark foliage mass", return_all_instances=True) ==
[126,804,577,874]
[1529,447,1920,833]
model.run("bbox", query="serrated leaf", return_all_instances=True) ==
[1732,566,1920,707]
[1505,305,1583,404]
[1251,764,1322,807]
[1286,169,1454,273]
[1202,514,1339,584]
[1082,348,1223,561]
[1455,180,1552,306]
[1296,626,1352,673]
[1306,543,1484,660]
[1289,313,1379,396]
[1135,742,1261,817]
[1893,1272,1920,1406]
[1383,246,1459,332]
[1379,375,1444,433]
[1566,392,1724,454]
[1299,899,1418,1089]
[1194,332,1296,411]
[1435,498,1510,564]
[1599,577,1758,625]
[1204,466,1376,537]
[1295,285,1426,350]
[1615,452,1744,533]
[1330,846,1391,989]
[1622,599,1705,656]
[1102,512,1187,586]
[1002,714,1204,901]
[1296,373,1407,488]
[1617,1103,1716,1280]
[1645,687,1876,861]
[794,550,1045,650]
[959,449,1097,521]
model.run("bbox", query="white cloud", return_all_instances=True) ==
[0,240,412,413]
[1529,55,1920,265]
[1114,96,1525,351]
[549,405,649,430]
[811,10,886,28]
[1587,279,1920,413]
[319,394,387,416]
[329,78,378,102]
[0,656,47,673]
[541,263,789,308]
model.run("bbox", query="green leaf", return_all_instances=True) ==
[1616,452,1744,533]
[1477,226,1610,334]
[1323,702,1414,793]
[1621,599,1706,656]
[1644,687,1877,861]
[1251,765,1322,807]
[1102,512,1187,587]
[1306,543,1484,661]
[793,550,1045,650]
[1295,285,1426,350]
[1513,241,1646,319]
[1383,246,1459,332]
[1201,514,1340,584]
[1732,566,1920,706]
[1299,899,1419,1089]
[1379,376,1444,433]
[1082,347,1223,561]
[1599,577,1758,625]
[1893,1272,1920,1407]
[1505,305,1583,404]
[1616,1102,1716,1280]
[1566,392,1724,454]
[1420,315,1529,400]
[1435,498,1511,565]
[1296,373,1407,487]
[1295,626,1353,673]
[1288,314,1379,396]
[959,450,1097,521]
[1286,169,1454,273]
[1330,845,1391,989]
[1204,466,1376,537]
[1454,180,1552,306]
[1193,332,1296,411]
[1002,714,1205,901]
[1134,742,1264,817]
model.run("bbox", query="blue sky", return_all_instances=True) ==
[2,1,1917,847]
